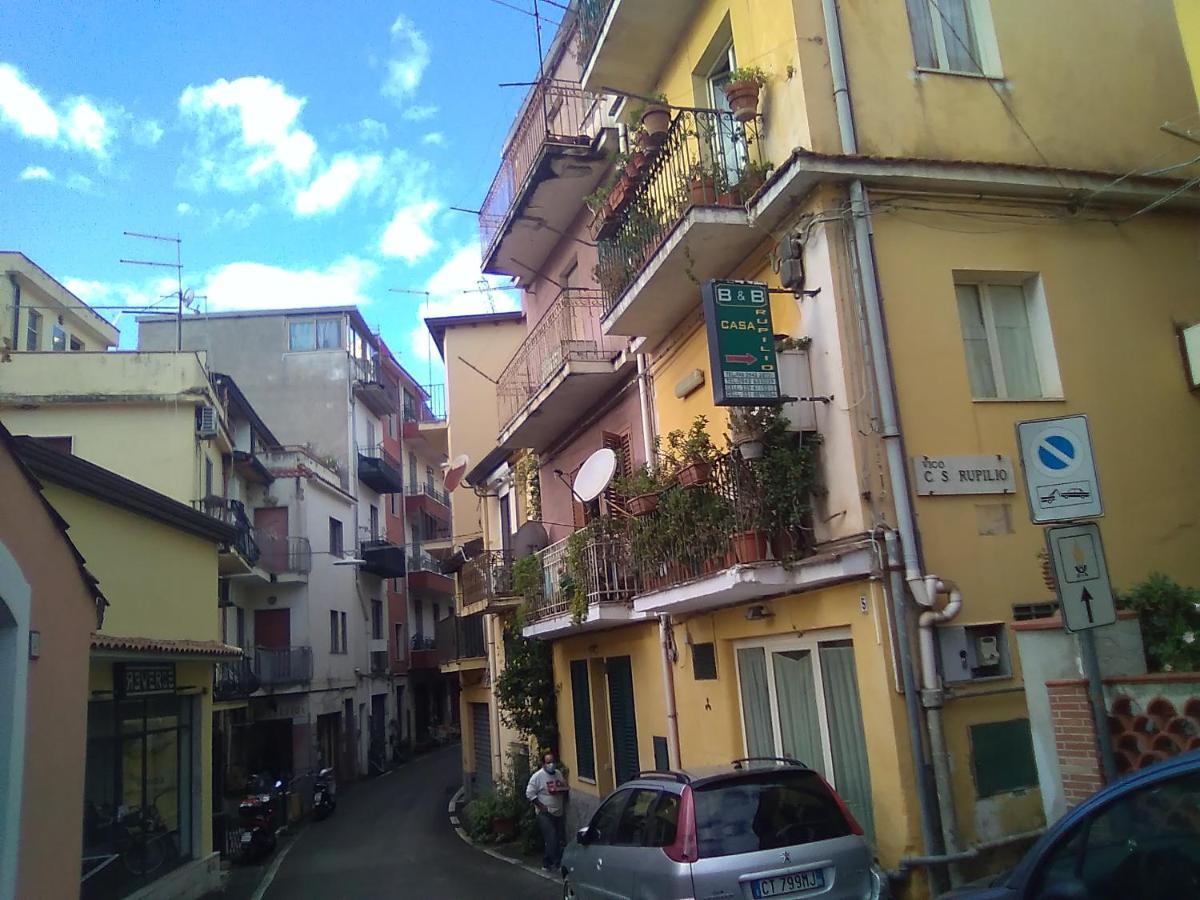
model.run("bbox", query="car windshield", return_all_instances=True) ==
[693,770,853,859]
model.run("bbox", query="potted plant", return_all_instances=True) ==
[732,529,771,563]
[687,161,721,206]
[736,160,774,201]
[722,66,769,123]
[666,416,718,487]
[615,462,665,516]
[640,94,671,144]
[729,406,770,460]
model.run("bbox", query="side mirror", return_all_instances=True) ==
[576,826,592,846]
[1037,878,1090,900]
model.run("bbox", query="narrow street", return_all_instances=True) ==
[260,744,560,900]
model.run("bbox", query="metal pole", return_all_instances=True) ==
[1078,629,1117,782]
[658,614,681,769]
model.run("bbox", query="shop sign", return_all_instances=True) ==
[116,663,176,697]
[912,455,1016,495]
[702,279,781,406]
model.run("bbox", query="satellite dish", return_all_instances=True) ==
[444,454,469,493]
[513,521,549,559]
[574,448,617,502]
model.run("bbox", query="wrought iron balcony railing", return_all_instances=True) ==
[193,496,260,566]
[403,383,446,424]
[407,480,450,507]
[596,107,765,311]
[408,548,441,574]
[358,442,403,472]
[257,535,312,575]
[479,79,605,262]
[458,550,518,610]
[524,530,638,623]
[496,289,624,431]
[213,656,259,700]
[252,646,312,687]
[576,0,615,68]
[436,612,487,665]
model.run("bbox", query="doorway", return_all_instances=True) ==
[705,42,746,190]
[254,507,288,573]
[605,656,640,786]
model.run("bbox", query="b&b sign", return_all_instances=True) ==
[701,280,781,406]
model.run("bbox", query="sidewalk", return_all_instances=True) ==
[446,789,558,886]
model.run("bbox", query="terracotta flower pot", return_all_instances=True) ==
[492,815,516,841]
[641,105,671,144]
[717,190,740,207]
[733,530,770,564]
[738,171,767,200]
[689,177,717,206]
[677,461,711,488]
[608,174,632,213]
[589,209,620,242]
[723,80,761,123]
[624,151,647,178]
[627,492,659,516]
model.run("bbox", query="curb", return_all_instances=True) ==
[447,787,558,885]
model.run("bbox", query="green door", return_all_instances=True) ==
[606,656,640,785]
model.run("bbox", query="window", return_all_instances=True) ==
[414,599,424,637]
[588,789,632,845]
[905,0,1000,76]
[390,494,398,517]
[614,788,660,846]
[236,607,245,647]
[408,452,417,488]
[329,518,344,556]
[316,317,341,349]
[369,505,379,540]
[371,600,383,640]
[51,322,66,351]
[289,320,316,351]
[69,335,84,351]
[205,458,214,498]
[394,623,405,660]
[388,414,397,439]
[646,792,680,847]
[692,642,718,680]
[330,611,340,652]
[570,660,596,780]
[1029,771,1200,900]
[340,612,348,653]
[955,277,1060,400]
[289,317,341,351]
[25,310,41,350]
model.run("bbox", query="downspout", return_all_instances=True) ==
[7,273,20,349]
[820,0,964,884]
[636,352,655,465]
[658,614,681,768]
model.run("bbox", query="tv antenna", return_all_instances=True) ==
[120,231,191,350]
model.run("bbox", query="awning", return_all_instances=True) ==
[90,633,244,659]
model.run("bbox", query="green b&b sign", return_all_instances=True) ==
[702,279,781,406]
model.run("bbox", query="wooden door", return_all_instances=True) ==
[254,609,290,649]
[255,507,288,573]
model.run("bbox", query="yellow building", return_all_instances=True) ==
[12,435,238,900]
[1176,0,1200,106]
[1,250,118,352]
[464,1,1200,896]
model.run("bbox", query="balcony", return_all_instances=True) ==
[257,534,312,581]
[410,633,439,670]
[479,78,615,281]
[577,0,702,96]
[213,656,259,701]
[521,530,642,640]
[252,646,312,688]
[597,107,767,344]
[353,355,401,417]
[496,289,631,452]
[358,443,405,494]
[403,383,449,456]
[437,613,487,672]
[458,550,521,616]
[405,479,451,522]
[408,548,454,595]
[194,496,260,574]
[421,521,454,556]
[359,527,407,578]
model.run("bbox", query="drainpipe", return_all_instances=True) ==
[658,614,681,768]
[8,273,20,349]
[820,0,964,886]
[636,352,655,464]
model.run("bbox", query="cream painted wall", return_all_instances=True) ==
[1177,0,1200,105]
[0,252,119,351]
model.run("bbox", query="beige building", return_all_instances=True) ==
[1,251,118,353]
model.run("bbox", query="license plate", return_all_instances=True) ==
[240,832,253,844]
[751,868,826,898]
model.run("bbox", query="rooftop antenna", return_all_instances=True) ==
[120,231,186,350]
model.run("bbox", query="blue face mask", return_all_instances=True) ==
[544,763,556,774]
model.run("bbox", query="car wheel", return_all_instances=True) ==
[562,875,577,900]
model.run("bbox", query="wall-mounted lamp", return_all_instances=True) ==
[744,604,774,621]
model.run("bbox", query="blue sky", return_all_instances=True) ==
[0,0,555,376]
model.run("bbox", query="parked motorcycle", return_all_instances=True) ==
[237,774,280,862]
[312,767,337,820]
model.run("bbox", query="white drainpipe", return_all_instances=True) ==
[820,0,964,883]
[658,614,681,769]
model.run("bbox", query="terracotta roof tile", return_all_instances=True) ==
[90,633,244,658]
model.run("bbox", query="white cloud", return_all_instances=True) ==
[0,64,117,157]
[407,243,519,362]
[133,118,164,146]
[176,201,193,215]
[65,172,96,193]
[199,256,380,311]
[18,165,53,181]
[421,131,445,146]
[402,104,438,122]
[179,76,317,192]
[382,15,430,102]
[293,153,383,216]
[0,63,59,140]
[213,203,264,230]
[64,274,178,311]
[379,200,441,263]
[351,118,389,143]
[62,98,111,156]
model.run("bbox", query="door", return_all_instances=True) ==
[254,507,288,573]
[499,491,513,551]
[605,656,640,786]
[471,702,492,792]
[255,609,291,685]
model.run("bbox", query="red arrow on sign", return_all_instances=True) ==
[725,353,756,365]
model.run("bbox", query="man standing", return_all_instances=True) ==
[526,751,569,870]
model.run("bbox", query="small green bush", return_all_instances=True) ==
[1118,573,1200,673]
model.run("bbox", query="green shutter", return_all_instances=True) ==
[772,649,825,777]
[571,660,596,780]
[606,656,640,785]
[737,647,775,757]
[819,642,875,841]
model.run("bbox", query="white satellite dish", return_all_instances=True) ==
[444,454,470,493]
[574,448,617,502]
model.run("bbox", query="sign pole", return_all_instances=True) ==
[1077,629,1117,783]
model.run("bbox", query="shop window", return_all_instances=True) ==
[970,719,1037,797]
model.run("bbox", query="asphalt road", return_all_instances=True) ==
[261,744,560,900]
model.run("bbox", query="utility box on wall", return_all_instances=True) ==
[938,622,1011,682]
[778,348,816,432]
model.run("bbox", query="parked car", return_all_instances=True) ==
[561,757,889,900]
[943,749,1200,900]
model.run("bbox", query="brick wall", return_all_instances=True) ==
[1046,678,1104,806]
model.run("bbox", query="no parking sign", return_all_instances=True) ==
[1016,415,1104,524]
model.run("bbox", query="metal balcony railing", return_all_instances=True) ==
[403,383,446,424]
[257,535,312,575]
[596,107,765,310]
[436,613,487,665]
[357,442,403,472]
[213,656,259,700]
[459,550,518,610]
[358,525,398,549]
[408,548,440,574]
[576,0,615,67]
[422,522,453,543]
[496,289,624,430]
[252,646,312,687]
[353,354,384,385]
[407,480,450,507]
[525,531,637,623]
[193,496,260,566]
[479,79,605,261]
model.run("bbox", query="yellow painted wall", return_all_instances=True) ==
[1178,0,1200,105]
[42,484,221,642]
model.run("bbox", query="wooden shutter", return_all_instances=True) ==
[571,660,596,780]
[606,656,640,785]
[602,430,634,514]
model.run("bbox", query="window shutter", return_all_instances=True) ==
[605,656,640,785]
[571,660,596,780]
[602,430,634,514]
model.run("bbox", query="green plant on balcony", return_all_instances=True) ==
[752,411,821,563]
[684,159,731,207]
[514,453,542,521]
[724,66,770,123]
[494,622,557,751]
[512,552,544,627]
[666,415,719,487]
[562,528,591,625]
[736,160,775,200]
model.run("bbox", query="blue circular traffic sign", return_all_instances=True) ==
[1037,434,1076,471]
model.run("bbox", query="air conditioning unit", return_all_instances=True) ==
[197,405,219,439]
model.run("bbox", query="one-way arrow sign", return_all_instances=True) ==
[1045,523,1116,632]
[724,353,756,365]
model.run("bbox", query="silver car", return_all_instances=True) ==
[562,758,889,900]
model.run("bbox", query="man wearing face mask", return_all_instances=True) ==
[526,751,569,870]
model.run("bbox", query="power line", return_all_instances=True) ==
[482,0,561,26]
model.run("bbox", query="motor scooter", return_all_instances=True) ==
[313,767,337,820]
[238,774,280,862]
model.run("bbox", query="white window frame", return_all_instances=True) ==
[25,309,41,350]
[731,628,852,789]
[51,322,66,352]
[955,273,1062,401]
[914,0,1002,78]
